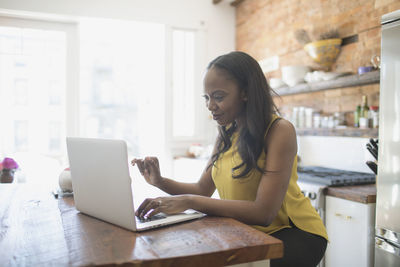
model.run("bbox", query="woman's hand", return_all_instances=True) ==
[135,195,190,219]
[131,157,163,187]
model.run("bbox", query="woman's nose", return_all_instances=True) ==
[207,99,217,112]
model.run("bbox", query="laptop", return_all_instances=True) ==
[66,137,204,231]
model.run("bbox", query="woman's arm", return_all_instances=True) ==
[131,145,217,197]
[137,119,298,227]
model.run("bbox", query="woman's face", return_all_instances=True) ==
[203,66,246,126]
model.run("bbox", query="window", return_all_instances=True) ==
[0,25,67,153]
[172,29,196,137]
[14,120,28,151]
[167,26,208,158]
[0,15,204,188]
[79,19,166,157]
[0,17,76,187]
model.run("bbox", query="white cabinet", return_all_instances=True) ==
[173,157,220,198]
[325,195,376,267]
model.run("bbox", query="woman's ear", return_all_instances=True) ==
[241,90,247,101]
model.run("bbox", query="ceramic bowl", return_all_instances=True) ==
[281,65,310,87]
[59,168,73,192]
[304,38,342,70]
[269,78,286,89]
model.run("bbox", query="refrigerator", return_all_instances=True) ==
[375,9,400,267]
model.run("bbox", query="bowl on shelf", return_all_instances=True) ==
[304,38,342,70]
[269,78,286,89]
[281,65,310,87]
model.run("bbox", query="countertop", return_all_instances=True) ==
[325,183,376,204]
[0,184,283,266]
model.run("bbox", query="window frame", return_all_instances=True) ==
[165,24,209,156]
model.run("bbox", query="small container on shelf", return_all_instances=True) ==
[327,116,335,128]
[321,116,329,128]
[292,107,299,128]
[334,112,346,127]
[354,105,361,127]
[369,106,379,128]
[313,112,322,128]
[305,108,314,128]
[359,117,370,129]
[298,107,306,128]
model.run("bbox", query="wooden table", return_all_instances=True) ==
[0,185,283,266]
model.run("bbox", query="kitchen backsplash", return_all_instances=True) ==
[297,136,375,173]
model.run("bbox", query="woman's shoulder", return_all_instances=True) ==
[268,116,296,135]
[265,117,297,147]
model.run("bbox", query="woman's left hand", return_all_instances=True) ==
[135,195,190,219]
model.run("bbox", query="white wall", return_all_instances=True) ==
[0,0,235,62]
[297,135,376,173]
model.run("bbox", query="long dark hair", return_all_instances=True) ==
[208,51,278,178]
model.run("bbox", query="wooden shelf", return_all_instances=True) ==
[275,70,380,96]
[296,127,378,138]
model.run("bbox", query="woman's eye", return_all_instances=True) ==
[214,96,224,102]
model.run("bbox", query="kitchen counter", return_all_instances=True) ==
[325,183,376,204]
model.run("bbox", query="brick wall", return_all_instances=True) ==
[236,0,400,125]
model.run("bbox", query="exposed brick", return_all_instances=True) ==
[341,86,362,96]
[375,0,398,9]
[236,0,390,124]
[340,95,360,111]
[324,89,342,98]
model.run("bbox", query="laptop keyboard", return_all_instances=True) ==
[136,213,167,223]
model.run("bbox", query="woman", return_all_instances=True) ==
[132,51,327,267]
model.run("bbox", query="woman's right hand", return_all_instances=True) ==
[131,157,163,187]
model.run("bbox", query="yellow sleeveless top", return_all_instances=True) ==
[211,115,328,240]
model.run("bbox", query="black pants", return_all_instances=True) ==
[270,223,327,267]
